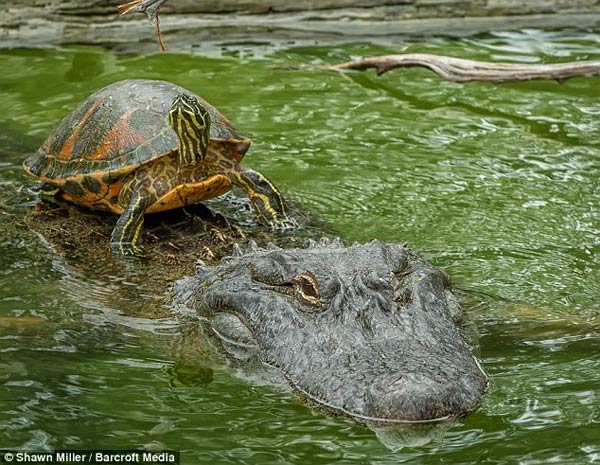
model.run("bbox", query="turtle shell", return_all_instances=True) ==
[24,79,250,185]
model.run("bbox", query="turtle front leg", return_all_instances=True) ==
[110,190,150,256]
[231,167,293,228]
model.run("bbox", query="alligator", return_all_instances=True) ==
[173,237,488,424]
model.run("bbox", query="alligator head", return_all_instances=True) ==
[173,239,487,424]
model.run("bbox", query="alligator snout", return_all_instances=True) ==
[364,367,485,423]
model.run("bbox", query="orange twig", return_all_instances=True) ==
[117,0,142,15]
[118,0,168,52]
[155,14,167,52]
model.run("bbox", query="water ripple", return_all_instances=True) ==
[0,31,599,464]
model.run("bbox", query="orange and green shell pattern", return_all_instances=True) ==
[23,79,250,213]
[24,79,291,256]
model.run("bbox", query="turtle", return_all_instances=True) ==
[23,79,290,256]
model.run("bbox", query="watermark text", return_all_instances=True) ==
[1,451,179,465]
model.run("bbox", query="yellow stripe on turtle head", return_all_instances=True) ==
[169,93,211,167]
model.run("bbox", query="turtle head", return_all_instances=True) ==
[169,93,211,167]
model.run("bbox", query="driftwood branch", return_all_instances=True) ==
[327,53,600,83]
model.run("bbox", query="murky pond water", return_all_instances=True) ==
[1,29,599,464]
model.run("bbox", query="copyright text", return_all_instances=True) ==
[1,451,179,465]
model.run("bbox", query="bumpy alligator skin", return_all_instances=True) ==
[173,238,487,424]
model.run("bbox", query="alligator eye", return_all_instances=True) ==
[293,271,321,308]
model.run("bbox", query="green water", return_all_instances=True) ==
[1,29,599,463]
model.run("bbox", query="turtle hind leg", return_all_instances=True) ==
[110,190,150,257]
[232,167,294,229]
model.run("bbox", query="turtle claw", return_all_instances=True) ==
[269,217,297,232]
[208,226,227,243]
[109,241,146,258]
[202,246,216,260]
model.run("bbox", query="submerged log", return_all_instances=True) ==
[326,53,600,83]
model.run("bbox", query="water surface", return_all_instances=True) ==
[0,29,599,464]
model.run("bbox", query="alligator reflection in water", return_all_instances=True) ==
[173,238,488,425]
